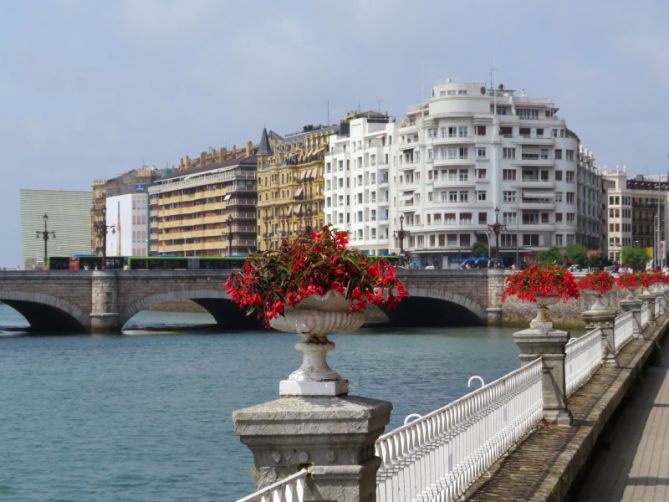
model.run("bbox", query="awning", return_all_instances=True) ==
[523,191,555,199]
[294,187,303,198]
[295,204,302,214]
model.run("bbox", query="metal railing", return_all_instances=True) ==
[641,303,650,328]
[565,328,603,397]
[375,358,543,501]
[236,469,308,502]
[614,311,635,353]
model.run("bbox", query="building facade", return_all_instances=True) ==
[105,193,149,256]
[148,145,257,256]
[576,145,606,250]
[20,189,92,269]
[390,81,579,269]
[257,125,337,251]
[603,170,669,265]
[324,111,396,255]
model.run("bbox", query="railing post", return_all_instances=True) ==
[233,395,392,501]
[652,286,665,317]
[582,307,617,366]
[640,289,656,325]
[513,327,572,426]
[620,292,643,339]
[485,269,505,325]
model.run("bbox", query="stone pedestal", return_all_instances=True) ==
[653,289,665,317]
[640,291,656,324]
[620,294,643,339]
[486,269,506,325]
[233,395,392,501]
[582,308,617,366]
[486,307,503,325]
[90,271,121,333]
[513,328,572,426]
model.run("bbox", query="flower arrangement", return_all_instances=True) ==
[225,226,408,325]
[615,272,639,290]
[577,271,615,294]
[501,263,580,303]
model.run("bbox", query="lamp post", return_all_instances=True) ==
[487,207,507,266]
[227,216,233,256]
[394,215,411,260]
[36,213,56,266]
[93,220,115,268]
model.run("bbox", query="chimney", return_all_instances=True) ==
[232,144,238,157]
[245,141,252,156]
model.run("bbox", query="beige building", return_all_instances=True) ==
[257,125,337,251]
[148,144,257,256]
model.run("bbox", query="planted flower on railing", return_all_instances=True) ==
[501,263,580,303]
[616,272,639,291]
[578,271,615,311]
[225,225,408,397]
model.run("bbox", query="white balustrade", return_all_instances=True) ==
[655,297,662,317]
[565,328,603,397]
[236,469,308,502]
[375,358,543,502]
[614,311,635,353]
[640,303,650,328]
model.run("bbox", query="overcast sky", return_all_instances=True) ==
[1,0,668,267]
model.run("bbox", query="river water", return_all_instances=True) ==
[0,305,520,501]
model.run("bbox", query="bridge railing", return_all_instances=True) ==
[565,328,603,397]
[614,311,635,354]
[641,303,650,328]
[236,469,308,502]
[374,358,543,501]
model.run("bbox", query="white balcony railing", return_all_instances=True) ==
[236,469,308,502]
[375,358,543,501]
[565,328,603,397]
[614,311,635,354]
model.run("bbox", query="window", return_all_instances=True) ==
[458,147,468,159]
[555,149,562,160]
[566,213,575,223]
[475,125,486,136]
[458,191,468,202]
[566,192,575,204]
[500,126,513,137]
[517,108,539,120]
[523,234,540,246]
[555,170,563,181]
[447,234,458,246]
[555,192,563,203]
[448,126,457,138]
[566,171,575,183]
[503,191,516,203]
[519,127,531,137]
[477,147,486,158]
[458,126,468,137]
[460,234,471,246]
[566,150,575,161]
[503,169,516,181]
[477,191,486,201]
[478,212,487,224]
[556,234,563,246]
[503,147,516,159]
[502,212,517,225]
[555,213,563,223]
[459,169,468,181]
[460,213,472,224]
[448,191,457,202]
[445,213,456,224]
[501,234,517,247]
[476,168,487,179]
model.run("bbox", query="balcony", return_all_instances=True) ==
[433,178,476,189]
[433,157,476,167]
[511,180,555,190]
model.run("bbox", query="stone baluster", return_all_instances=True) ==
[640,289,656,325]
[620,292,643,339]
[582,306,617,366]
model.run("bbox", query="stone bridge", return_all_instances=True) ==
[0,269,505,333]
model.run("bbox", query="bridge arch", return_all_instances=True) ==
[120,288,261,329]
[386,287,487,326]
[0,290,88,332]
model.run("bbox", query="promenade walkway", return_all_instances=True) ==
[467,315,669,502]
[576,333,669,501]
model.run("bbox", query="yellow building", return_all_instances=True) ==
[257,125,338,251]
[148,143,257,256]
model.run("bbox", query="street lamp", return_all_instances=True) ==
[93,220,115,268]
[36,213,56,266]
[487,207,507,266]
[394,215,411,259]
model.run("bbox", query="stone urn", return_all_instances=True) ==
[270,291,365,397]
[530,295,559,331]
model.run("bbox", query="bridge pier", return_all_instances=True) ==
[90,271,122,333]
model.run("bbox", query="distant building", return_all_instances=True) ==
[324,111,396,255]
[91,166,158,255]
[149,143,257,256]
[20,189,92,269]
[576,145,606,250]
[105,193,149,256]
[602,170,669,265]
[257,124,338,251]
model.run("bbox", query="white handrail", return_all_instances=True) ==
[375,358,543,501]
[236,469,308,502]
[565,328,603,397]
[640,303,650,328]
[614,311,635,353]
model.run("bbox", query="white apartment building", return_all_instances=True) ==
[324,111,396,255]
[577,145,605,251]
[392,81,580,269]
[106,193,149,256]
[602,170,669,265]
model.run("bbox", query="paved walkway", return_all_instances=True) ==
[576,334,669,501]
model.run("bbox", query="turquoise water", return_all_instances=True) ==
[0,305,519,501]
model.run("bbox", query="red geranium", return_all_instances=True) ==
[501,263,580,303]
[225,226,408,325]
[578,271,615,294]
[616,273,639,290]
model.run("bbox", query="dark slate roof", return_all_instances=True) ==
[159,155,257,181]
[258,128,272,156]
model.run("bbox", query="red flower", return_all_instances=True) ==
[501,264,580,303]
[578,272,615,294]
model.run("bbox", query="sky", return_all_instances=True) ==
[1,0,668,267]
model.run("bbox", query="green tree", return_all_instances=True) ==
[471,241,489,258]
[621,246,648,271]
[537,246,563,264]
[565,243,588,267]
